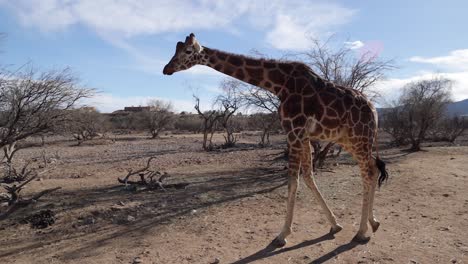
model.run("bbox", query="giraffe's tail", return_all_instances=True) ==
[375,157,389,188]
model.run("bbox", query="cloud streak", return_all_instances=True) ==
[409,49,468,71]
[374,71,468,106]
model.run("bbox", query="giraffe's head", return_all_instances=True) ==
[163,33,204,75]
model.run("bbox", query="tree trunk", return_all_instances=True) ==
[410,139,421,151]
[311,141,334,170]
[151,130,159,139]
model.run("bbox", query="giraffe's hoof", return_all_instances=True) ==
[352,233,370,244]
[329,224,343,235]
[270,237,287,248]
[371,221,380,233]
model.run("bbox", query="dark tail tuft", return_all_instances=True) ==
[376,157,389,188]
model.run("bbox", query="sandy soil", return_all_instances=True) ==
[0,133,467,264]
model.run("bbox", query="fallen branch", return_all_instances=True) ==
[119,157,156,186]
[117,157,189,190]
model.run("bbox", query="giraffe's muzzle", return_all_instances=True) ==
[163,65,175,75]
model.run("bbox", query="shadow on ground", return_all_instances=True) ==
[0,166,287,261]
[232,232,361,264]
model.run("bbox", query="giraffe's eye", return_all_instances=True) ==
[185,50,192,54]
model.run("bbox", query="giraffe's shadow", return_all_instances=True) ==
[231,233,362,264]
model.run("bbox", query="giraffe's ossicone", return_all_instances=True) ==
[163,33,389,246]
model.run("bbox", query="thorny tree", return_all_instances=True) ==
[248,112,281,146]
[382,77,453,151]
[432,116,467,143]
[302,38,394,168]
[68,107,110,145]
[216,79,242,147]
[143,99,174,139]
[0,67,93,159]
[194,96,223,151]
[237,79,281,146]
[237,40,394,168]
[0,66,91,218]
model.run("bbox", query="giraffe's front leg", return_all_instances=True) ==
[301,141,342,234]
[271,149,301,248]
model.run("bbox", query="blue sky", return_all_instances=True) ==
[1,0,467,112]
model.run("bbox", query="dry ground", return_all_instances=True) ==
[0,133,467,264]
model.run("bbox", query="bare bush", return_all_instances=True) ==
[0,66,93,149]
[303,38,395,99]
[303,38,394,168]
[143,100,175,139]
[67,107,110,144]
[248,113,281,146]
[382,77,453,151]
[234,40,394,168]
[216,79,242,148]
[174,112,202,133]
[194,96,223,151]
[430,115,467,143]
[381,107,408,146]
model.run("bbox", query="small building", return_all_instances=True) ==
[123,106,153,112]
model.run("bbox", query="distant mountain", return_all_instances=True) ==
[447,99,468,116]
[377,98,468,117]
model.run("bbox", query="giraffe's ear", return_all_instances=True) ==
[193,40,203,52]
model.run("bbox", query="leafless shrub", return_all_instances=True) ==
[381,76,453,151]
[216,79,242,148]
[302,38,395,99]
[429,115,467,143]
[142,100,175,139]
[0,149,60,220]
[248,113,281,147]
[301,38,395,168]
[174,112,203,133]
[67,107,110,145]
[194,96,223,151]
[0,66,93,149]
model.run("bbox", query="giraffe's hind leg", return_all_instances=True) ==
[368,158,380,232]
[352,158,376,243]
[301,140,342,234]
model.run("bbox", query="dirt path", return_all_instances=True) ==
[1,135,467,263]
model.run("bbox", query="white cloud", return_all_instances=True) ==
[1,0,77,32]
[1,0,355,51]
[2,0,244,36]
[409,49,468,71]
[266,14,312,50]
[374,71,468,106]
[344,40,364,50]
[371,49,468,106]
[266,2,355,50]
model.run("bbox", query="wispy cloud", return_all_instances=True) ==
[409,49,468,71]
[1,0,355,52]
[265,2,356,50]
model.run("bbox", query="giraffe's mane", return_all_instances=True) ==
[204,47,319,75]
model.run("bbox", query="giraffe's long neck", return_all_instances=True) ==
[200,47,288,95]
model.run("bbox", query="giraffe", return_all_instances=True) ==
[163,33,388,246]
